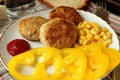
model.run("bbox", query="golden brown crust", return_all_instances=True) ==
[49,6,83,26]
[37,0,90,9]
[77,0,91,10]
[37,0,55,8]
[40,18,78,49]
[18,16,48,41]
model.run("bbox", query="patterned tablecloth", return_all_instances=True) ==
[0,1,120,80]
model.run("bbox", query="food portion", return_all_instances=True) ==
[18,16,48,41]
[81,43,120,80]
[17,6,112,48]
[81,43,109,80]
[39,18,77,49]
[8,47,64,80]
[8,43,120,80]
[37,0,89,9]
[7,39,30,56]
[76,21,112,46]
[6,6,118,80]
[49,6,83,26]
[62,48,87,80]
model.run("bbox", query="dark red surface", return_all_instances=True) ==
[7,39,30,56]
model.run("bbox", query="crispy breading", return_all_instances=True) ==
[40,18,78,48]
[18,16,48,41]
[37,0,89,9]
[49,6,83,26]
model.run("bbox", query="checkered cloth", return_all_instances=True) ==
[0,1,120,80]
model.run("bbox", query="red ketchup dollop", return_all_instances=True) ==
[7,39,30,56]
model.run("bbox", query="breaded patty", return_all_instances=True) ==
[49,6,83,26]
[40,18,77,49]
[18,16,48,41]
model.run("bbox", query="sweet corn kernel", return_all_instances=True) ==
[91,22,99,28]
[95,27,101,34]
[103,35,108,40]
[83,21,89,25]
[83,40,88,45]
[102,27,108,32]
[94,35,100,40]
[106,39,112,44]
[106,31,112,35]
[76,21,112,47]
[80,36,85,39]
[90,28,96,35]
[106,32,112,38]
[100,31,105,36]
[90,28,100,35]
[80,30,86,36]
[86,24,91,29]
[86,34,93,40]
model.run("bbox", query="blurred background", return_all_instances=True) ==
[1,0,120,16]
[92,0,120,16]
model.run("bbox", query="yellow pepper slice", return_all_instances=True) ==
[79,43,109,80]
[84,52,109,80]
[102,48,120,71]
[62,48,87,80]
[8,43,120,80]
[8,47,63,80]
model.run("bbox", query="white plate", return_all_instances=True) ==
[0,10,119,79]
